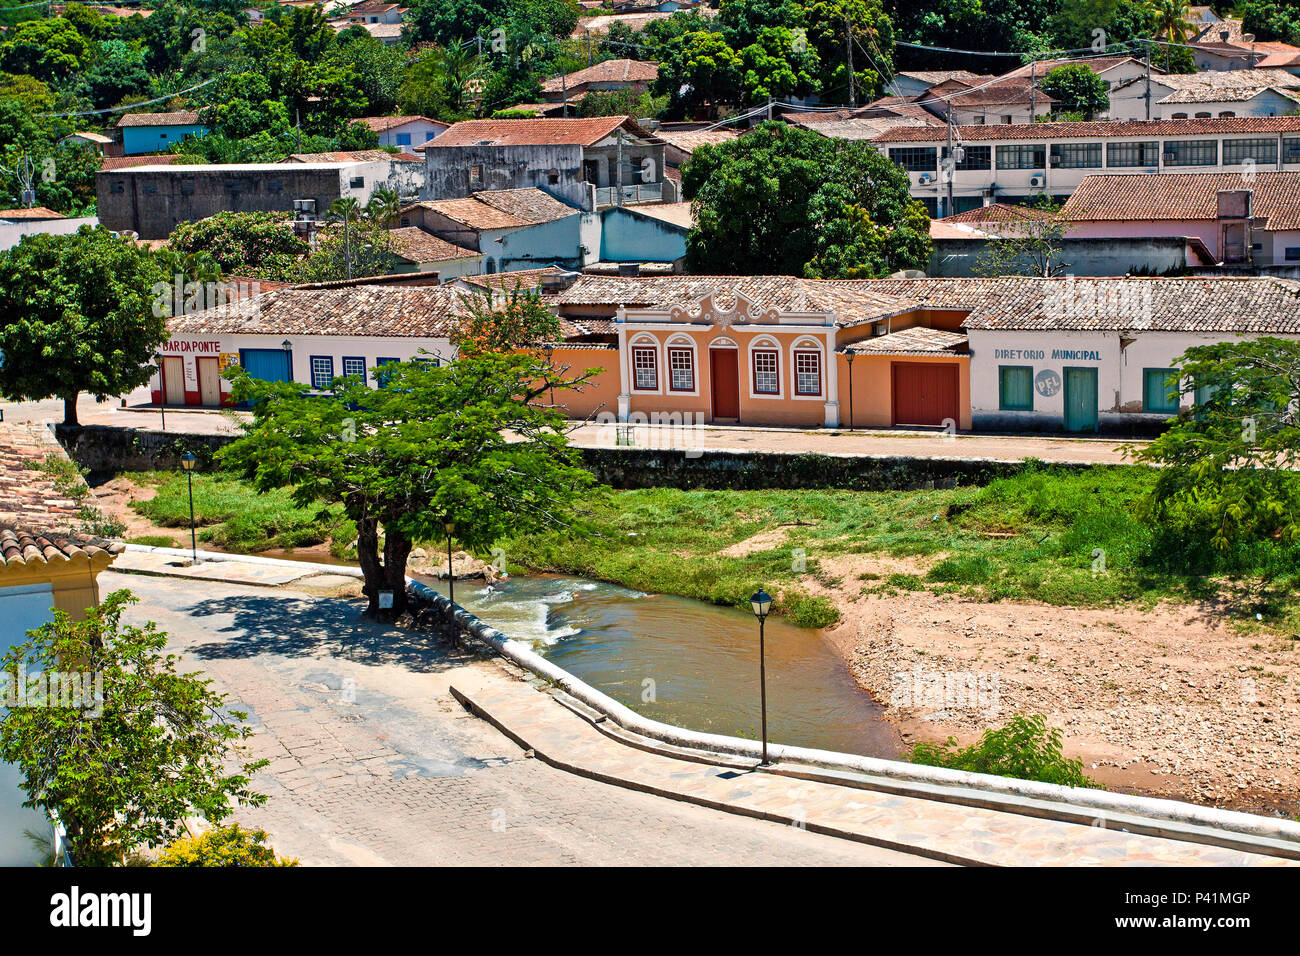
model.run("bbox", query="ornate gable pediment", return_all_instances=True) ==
[668,292,780,328]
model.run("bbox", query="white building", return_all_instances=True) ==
[359,115,449,149]
[871,115,1300,216]
[1108,69,1300,120]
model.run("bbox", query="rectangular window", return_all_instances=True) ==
[668,348,694,391]
[632,347,658,390]
[469,164,484,187]
[1106,141,1159,167]
[310,356,334,390]
[1162,139,1217,166]
[396,133,411,146]
[342,356,367,379]
[999,366,1034,411]
[1050,142,1102,168]
[1286,247,1300,261]
[349,176,365,188]
[945,145,991,171]
[1143,368,1180,414]
[1223,137,1277,165]
[1284,137,1300,163]
[995,145,1046,170]
[794,351,821,396]
[753,350,779,394]
[375,356,399,387]
[888,147,938,172]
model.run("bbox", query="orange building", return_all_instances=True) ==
[547,276,972,430]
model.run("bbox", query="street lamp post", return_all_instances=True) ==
[443,517,456,607]
[180,451,198,565]
[749,587,773,767]
[155,353,167,433]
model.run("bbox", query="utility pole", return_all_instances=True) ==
[587,31,592,67]
[945,103,954,219]
[561,70,568,118]
[295,107,302,154]
[767,96,773,121]
[615,129,623,207]
[1144,41,1152,121]
[1029,61,1035,117]
[845,16,856,108]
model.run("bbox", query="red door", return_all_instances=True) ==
[892,363,959,426]
[710,348,740,420]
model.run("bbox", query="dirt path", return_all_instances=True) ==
[802,552,1299,818]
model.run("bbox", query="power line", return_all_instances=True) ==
[35,77,221,118]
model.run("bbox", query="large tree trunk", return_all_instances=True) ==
[354,515,412,618]
[63,393,79,427]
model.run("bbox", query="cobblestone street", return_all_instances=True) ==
[110,571,935,866]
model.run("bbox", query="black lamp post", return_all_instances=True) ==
[155,353,167,433]
[844,350,855,430]
[281,339,292,380]
[443,517,456,606]
[180,451,198,564]
[749,587,773,766]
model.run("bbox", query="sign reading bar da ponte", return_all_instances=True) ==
[161,338,223,354]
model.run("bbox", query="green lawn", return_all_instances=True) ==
[503,466,1297,629]
[128,471,356,556]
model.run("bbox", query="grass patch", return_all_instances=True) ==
[127,535,176,548]
[502,465,1300,628]
[129,471,355,555]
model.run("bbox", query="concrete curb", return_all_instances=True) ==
[120,544,1300,853]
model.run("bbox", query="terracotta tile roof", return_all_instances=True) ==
[942,203,1057,224]
[403,197,530,230]
[471,188,579,224]
[789,115,929,139]
[654,128,740,154]
[0,422,123,566]
[387,227,479,264]
[549,275,918,326]
[616,201,694,229]
[1161,85,1300,105]
[358,115,448,133]
[897,70,983,85]
[843,326,969,355]
[998,56,1148,82]
[455,266,569,291]
[1144,68,1300,90]
[430,115,654,147]
[1062,172,1300,230]
[872,115,1300,142]
[116,111,202,128]
[571,12,675,36]
[861,276,1300,332]
[167,286,475,337]
[540,59,658,93]
[100,154,181,171]
[552,274,1300,333]
[1194,19,1247,44]
[945,80,1056,108]
[404,189,578,230]
[0,206,65,220]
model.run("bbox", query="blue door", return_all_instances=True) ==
[240,349,291,383]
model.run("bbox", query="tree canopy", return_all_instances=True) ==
[682,120,931,276]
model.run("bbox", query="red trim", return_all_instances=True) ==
[631,346,658,390]
[751,348,779,395]
[667,347,694,392]
[793,349,822,397]
[184,389,200,406]
[150,389,162,404]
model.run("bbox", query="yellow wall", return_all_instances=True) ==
[836,354,971,430]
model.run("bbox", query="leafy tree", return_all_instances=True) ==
[0,591,268,867]
[399,45,482,121]
[683,121,930,276]
[1039,63,1109,117]
[0,227,168,425]
[80,39,153,111]
[973,197,1071,277]
[909,714,1096,787]
[1137,337,1300,574]
[577,86,669,118]
[0,19,90,84]
[220,344,599,617]
[326,30,407,116]
[154,824,298,867]
[655,30,743,114]
[451,283,563,356]
[1145,0,1195,71]
[1240,0,1300,45]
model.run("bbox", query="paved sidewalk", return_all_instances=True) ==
[455,681,1294,867]
[112,570,936,866]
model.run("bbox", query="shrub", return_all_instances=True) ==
[154,824,298,867]
[907,713,1096,788]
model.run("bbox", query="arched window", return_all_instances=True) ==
[748,335,782,398]
[629,333,660,392]
[790,336,825,398]
[665,333,697,393]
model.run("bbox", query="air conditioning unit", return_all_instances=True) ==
[918,173,934,184]
[1029,174,1045,187]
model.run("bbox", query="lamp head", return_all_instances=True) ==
[180,451,197,471]
[750,587,773,620]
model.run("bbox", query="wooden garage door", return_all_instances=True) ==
[892,363,959,427]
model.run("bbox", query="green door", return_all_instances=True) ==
[1063,367,1098,432]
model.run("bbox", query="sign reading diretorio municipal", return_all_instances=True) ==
[993,348,1103,361]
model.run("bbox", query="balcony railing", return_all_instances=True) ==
[594,182,663,207]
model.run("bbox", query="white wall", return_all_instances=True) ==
[0,216,98,252]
